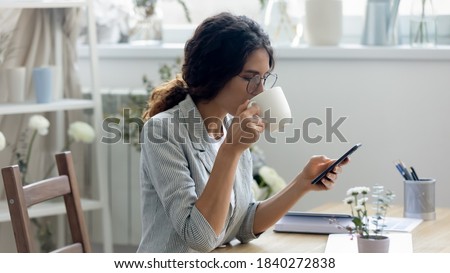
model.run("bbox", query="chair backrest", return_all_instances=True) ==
[1,151,92,253]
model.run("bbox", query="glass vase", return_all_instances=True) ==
[129,6,163,45]
[409,0,437,47]
[263,0,298,46]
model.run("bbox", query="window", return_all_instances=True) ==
[160,0,450,25]
[84,0,449,45]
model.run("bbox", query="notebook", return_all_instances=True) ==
[273,211,353,234]
[273,212,423,234]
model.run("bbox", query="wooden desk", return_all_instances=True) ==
[213,203,450,253]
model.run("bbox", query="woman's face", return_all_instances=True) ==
[214,48,271,116]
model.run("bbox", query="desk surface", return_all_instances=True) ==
[213,203,450,253]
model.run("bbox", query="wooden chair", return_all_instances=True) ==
[1,151,92,253]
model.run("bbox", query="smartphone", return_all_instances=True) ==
[311,143,362,185]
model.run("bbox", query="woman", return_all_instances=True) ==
[137,12,348,253]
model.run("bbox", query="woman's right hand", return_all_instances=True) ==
[295,155,350,192]
[224,100,265,153]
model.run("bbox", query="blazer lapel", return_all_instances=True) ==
[178,95,214,174]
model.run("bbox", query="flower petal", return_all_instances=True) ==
[68,121,96,143]
[28,115,50,132]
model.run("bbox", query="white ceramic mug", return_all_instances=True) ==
[6,67,27,103]
[248,86,292,132]
[304,0,343,46]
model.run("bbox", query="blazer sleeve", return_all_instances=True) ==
[141,117,225,252]
[235,201,261,243]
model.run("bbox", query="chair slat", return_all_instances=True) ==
[23,176,70,207]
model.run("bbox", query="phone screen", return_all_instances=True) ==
[311,143,362,185]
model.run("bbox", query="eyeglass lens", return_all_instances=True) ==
[248,74,277,93]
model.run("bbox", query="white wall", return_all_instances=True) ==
[78,45,450,244]
[260,54,450,211]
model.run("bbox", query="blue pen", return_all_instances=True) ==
[399,160,414,180]
[394,163,407,179]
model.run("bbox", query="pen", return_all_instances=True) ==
[399,160,414,180]
[410,166,420,181]
[394,163,407,179]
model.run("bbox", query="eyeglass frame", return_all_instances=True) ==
[237,72,278,95]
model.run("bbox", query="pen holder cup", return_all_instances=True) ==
[404,178,436,220]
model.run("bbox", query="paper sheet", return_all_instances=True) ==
[382,217,423,232]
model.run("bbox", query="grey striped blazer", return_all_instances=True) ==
[137,94,260,253]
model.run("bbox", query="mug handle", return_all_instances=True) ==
[247,101,257,109]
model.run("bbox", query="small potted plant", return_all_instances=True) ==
[334,185,396,253]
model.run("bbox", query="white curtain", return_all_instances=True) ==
[0,8,90,250]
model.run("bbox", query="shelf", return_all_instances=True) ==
[0,198,103,222]
[0,99,94,115]
[274,44,450,61]
[0,0,87,9]
[78,43,450,61]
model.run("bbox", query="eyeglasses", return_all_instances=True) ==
[238,73,278,95]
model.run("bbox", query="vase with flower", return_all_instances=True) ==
[1,115,95,252]
[410,0,437,47]
[263,0,298,46]
[129,0,163,45]
[332,185,396,253]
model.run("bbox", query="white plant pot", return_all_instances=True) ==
[357,235,390,253]
[304,0,343,46]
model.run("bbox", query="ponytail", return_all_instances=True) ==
[142,74,188,121]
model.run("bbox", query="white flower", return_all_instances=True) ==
[259,166,286,196]
[358,197,368,205]
[343,196,353,204]
[354,205,365,212]
[28,115,50,136]
[346,186,370,196]
[251,179,269,201]
[0,131,6,151]
[68,122,95,143]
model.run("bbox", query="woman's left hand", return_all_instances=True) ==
[296,155,350,191]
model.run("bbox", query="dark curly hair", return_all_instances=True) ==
[142,12,274,120]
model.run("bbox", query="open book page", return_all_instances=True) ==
[325,233,413,253]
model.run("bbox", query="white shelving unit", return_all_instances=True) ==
[0,0,113,252]
[0,99,95,115]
